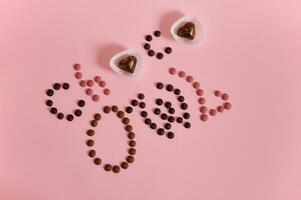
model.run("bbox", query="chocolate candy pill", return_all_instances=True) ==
[178,71,186,78]
[103,89,111,95]
[176,117,183,123]
[154,30,161,37]
[186,76,193,83]
[165,47,172,54]
[111,105,119,112]
[131,99,139,106]
[183,112,190,119]
[177,96,185,102]
[156,52,164,59]
[78,100,85,107]
[53,83,61,90]
[86,139,95,147]
[103,106,111,113]
[88,150,96,158]
[128,140,136,147]
[92,95,99,102]
[144,118,151,125]
[94,76,101,83]
[167,116,175,123]
[164,102,172,108]
[145,35,152,41]
[120,162,129,169]
[117,111,125,118]
[122,117,130,125]
[174,88,181,95]
[126,155,135,163]
[79,80,86,87]
[144,43,151,50]
[153,108,161,115]
[94,113,101,121]
[164,123,171,130]
[74,109,82,117]
[86,129,95,136]
[156,98,163,105]
[148,50,155,57]
[167,132,175,139]
[62,83,70,90]
[104,164,112,171]
[50,107,57,114]
[140,111,148,118]
[90,120,98,127]
[46,100,53,107]
[166,84,174,91]
[157,128,165,136]
[156,82,164,89]
[161,113,168,120]
[150,123,157,129]
[139,102,146,108]
[93,158,102,165]
[127,132,135,139]
[168,108,175,114]
[112,166,120,173]
[126,106,133,113]
[196,89,203,96]
[57,113,64,120]
[137,93,145,100]
[128,148,136,155]
[125,125,133,132]
[46,89,54,97]
[85,88,93,96]
[184,122,191,129]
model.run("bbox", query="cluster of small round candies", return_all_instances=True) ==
[168,67,232,121]
[45,82,85,121]
[155,82,191,129]
[144,30,172,60]
[85,105,136,174]
[73,63,111,102]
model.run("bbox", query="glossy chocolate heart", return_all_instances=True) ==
[177,22,195,40]
[118,56,137,73]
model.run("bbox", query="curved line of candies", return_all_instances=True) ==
[44,64,232,174]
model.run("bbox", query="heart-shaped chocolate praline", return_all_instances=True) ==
[118,56,137,73]
[177,22,195,40]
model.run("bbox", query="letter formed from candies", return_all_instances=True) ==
[45,64,232,174]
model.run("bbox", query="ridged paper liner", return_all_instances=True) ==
[170,16,203,45]
[109,49,142,78]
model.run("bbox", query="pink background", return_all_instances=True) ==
[1,0,301,199]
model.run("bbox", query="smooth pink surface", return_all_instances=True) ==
[1,0,301,200]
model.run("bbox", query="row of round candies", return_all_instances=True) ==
[85,105,136,174]
[168,67,232,121]
[73,63,111,102]
[45,82,85,121]
[144,30,172,60]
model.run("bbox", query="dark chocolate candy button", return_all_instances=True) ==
[165,47,172,54]
[154,30,161,37]
[157,128,165,136]
[50,107,57,114]
[139,102,146,108]
[161,113,168,120]
[125,125,133,132]
[53,83,61,90]
[177,96,185,102]
[148,50,155,57]
[128,140,136,147]
[127,132,135,139]
[103,106,111,113]
[165,101,172,108]
[176,117,183,123]
[90,120,98,127]
[150,123,157,129]
[180,103,188,110]
[140,111,148,118]
[168,108,175,114]
[174,88,181,95]
[145,35,152,41]
[168,116,175,123]
[94,158,102,165]
[128,148,136,155]
[104,164,112,171]
[184,122,191,129]
[144,43,151,50]
[86,139,95,147]
[112,105,119,112]
[144,118,151,125]
[46,100,53,107]
[46,89,54,97]
[94,113,101,121]
[183,112,190,119]
[167,132,175,139]
[121,162,129,169]
[125,106,133,113]
[126,155,135,163]
[78,100,85,107]
[87,129,95,136]
[74,109,82,117]
[112,166,121,173]
[166,84,174,91]
[156,98,163,105]
[156,82,164,89]
[117,111,125,118]
[177,22,196,40]
[118,56,137,73]
[62,83,70,90]
[122,117,130,125]
[164,123,172,130]
[66,114,74,121]
[153,108,161,115]
[57,113,64,120]
[88,150,96,157]
[131,99,139,106]
[156,52,164,59]
[137,93,145,100]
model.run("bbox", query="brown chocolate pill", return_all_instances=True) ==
[144,43,151,50]
[94,158,102,165]
[90,120,98,127]
[46,89,54,97]
[125,106,133,113]
[184,122,191,128]
[140,111,148,118]
[128,132,135,139]
[112,166,120,173]
[164,123,171,130]
[125,125,133,132]
[150,123,157,129]
[128,140,136,147]
[67,114,74,121]
[166,84,174,91]
[165,47,172,54]
[154,30,161,37]
[174,88,181,95]
[145,35,152,41]
[177,96,185,102]
[78,100,85,107]
[154,108,161,115]
[117,111,125,118]
[74,109,82,117]
[103,106,111,113]
[53,83,61,90]
[120,162,129,169]
[122,117,130,125]
[139,102,146,108]
[94,113,101,121]
[183,112,190,119]
[88,150,96,157]
[156,98,163,105]
[137,93,145,100]
[50,107,57,114]
[128,148,136,155]
[168,116,175,123]
[165,101,172,108]
[144,118,151,125]
[180,103,188,110]
[156,52,164,59]
[161,113,168,120]
[126,155,135,163]
[46,100,53,107]
[104,164,112,171]
[62,83,70,90]
[131,99,139,106]
[157,128,165,136]
[167,132,175,139]
[176,117,183,123]
[168,108,175,114]
[57,113,64,120]
[86,129,95,136]
[156,82,164,89]
[86,139,94,146]
[111,105,119,112]
[148,50,155,57]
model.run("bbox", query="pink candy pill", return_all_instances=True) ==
[186,75,193,83]
[75,72,83,79]
[87,80,94,87]
[169,68,177,75]
[92,94,100,102]
[73,63,81,71]
[94,76,101,83]
[79,80,86,87]
[99,81,106,88]
[85,88,93,96]
[103,89,110,95]
[178,71,186,78]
